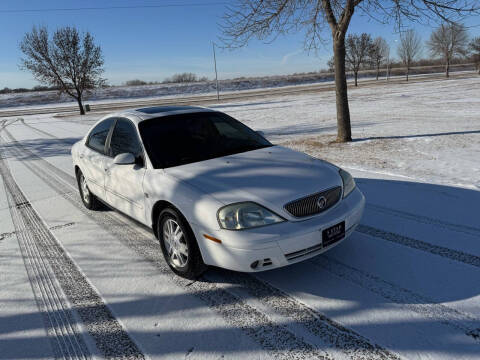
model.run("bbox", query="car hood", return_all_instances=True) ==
[165,146,343,217]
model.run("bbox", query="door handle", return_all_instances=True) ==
[79,154,84,159]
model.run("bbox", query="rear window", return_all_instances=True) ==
[86,118,115,154]
[138,112,271,169]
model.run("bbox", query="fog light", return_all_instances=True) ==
[250,260,259,269]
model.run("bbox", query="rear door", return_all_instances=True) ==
[82,118,115,199]
[104,118,147,223]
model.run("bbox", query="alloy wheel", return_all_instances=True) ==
[163,218,189,268]
[80,174,90,204]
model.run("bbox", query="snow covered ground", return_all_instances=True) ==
[0,76,479,359]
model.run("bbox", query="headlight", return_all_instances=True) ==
[339,169,356,198]
[217,202,285,230]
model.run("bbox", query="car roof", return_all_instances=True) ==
[107,105,217,124]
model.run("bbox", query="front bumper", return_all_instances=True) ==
[193,187,365,272]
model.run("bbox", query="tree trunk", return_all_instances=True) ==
[333,37,352,142]
[376,63,379,80]
[445,59,450,78]
[406,63,409,82]
[77,96,85,115]
[354,71,358,86]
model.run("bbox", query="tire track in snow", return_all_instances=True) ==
[0,151,91,360]
[2,128,402,359]
[365,203,480,238]
[357,224,480,268]
[0,139,145,359]
[67,118,98,126]
[0,231,16,240]
[215,271,400,359]
[310,256,480,340]
[0,118,19,132]
[19,117,57,139]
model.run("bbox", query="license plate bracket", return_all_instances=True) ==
[322,221,345,247]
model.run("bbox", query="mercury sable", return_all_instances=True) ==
[71,106,365,278]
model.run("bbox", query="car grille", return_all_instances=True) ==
[284,186,342,218]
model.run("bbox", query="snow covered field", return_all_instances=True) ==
[0,67,474,110]
[1,73,331,109]
[0,76,479,359]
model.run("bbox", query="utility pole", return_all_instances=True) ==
[212,42,220,101]
[386,47,390,82]
[386,57,390,82]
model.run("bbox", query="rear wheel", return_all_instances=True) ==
[76,170,100,210]
[157,208,206,279]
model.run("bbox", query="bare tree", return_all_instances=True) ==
[327,57,335,72]
[170,72,198,83]
[398,29,423,81]
[468,36,480,74]
[125,79,148,86]
[370,37,389,80]
[20,26,104,115]
[427,23,469,77]
[345,33,373,86]
[222,1,479,142]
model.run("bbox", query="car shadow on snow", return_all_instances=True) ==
[0,137,80,160]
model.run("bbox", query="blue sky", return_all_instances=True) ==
[1,0,479,88]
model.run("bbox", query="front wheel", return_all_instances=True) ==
[76,170,100,210]
[157,208,206,279]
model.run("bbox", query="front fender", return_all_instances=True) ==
[143,169,223,231]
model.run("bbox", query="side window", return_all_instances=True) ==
[86,118,115,154]
[109,118,143,159]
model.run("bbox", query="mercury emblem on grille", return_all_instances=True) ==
[316,196,327,209]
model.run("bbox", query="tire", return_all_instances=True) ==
[76,170,100,210]
[157,208,206,279]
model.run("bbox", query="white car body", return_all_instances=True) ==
[71,106,365,272]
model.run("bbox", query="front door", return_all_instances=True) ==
[104,118,147,223]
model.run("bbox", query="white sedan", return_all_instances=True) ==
[71,106,365,278]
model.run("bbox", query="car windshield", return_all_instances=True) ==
[138,111,272,169]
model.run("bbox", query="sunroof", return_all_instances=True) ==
[136,106,200,114]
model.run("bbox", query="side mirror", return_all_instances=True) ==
[257,130,266,138]
[113,153,136,165]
